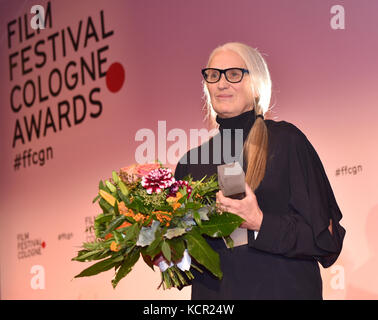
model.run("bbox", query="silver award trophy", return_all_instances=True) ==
[217,161,249,247]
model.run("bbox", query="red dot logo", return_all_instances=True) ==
[41,241,46,249]
[106,62,125,93]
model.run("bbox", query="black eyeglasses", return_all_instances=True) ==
[201,68,249,83]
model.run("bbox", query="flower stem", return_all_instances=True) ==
[173,266,187,286]
[168,268,180,287]
[163,270,172,289]
[157,272,164,290]
[167,272,173,289]
[190,262,203,273]
[185,270,194,280]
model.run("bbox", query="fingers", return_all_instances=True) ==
[216,202,228,213]
[217,190,233,206]
[244,182,256,199]
[216,191,231,213]
[244,182,254,197]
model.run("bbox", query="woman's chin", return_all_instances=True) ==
[213,108,241,118]
[213,106,232,115]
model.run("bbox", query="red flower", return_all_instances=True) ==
[141,168,175,194]
[168,180,192,198]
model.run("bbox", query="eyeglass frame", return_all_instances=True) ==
[201,67,250,83]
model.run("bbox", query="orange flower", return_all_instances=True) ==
[167,191,183,203]
[118,201,149,224]
[166,192,183,211]
[118,201,132,216]
[105,233,113,240]
[171,202,181,210]
[118,221,132,229]
[103,204,134,239]
[152,210,172,226]
[110,241,121,252]
[104,220,132,240]
[133,213,146,222]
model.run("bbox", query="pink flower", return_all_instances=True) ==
[135,163,161,177]
[120,164,138,176]
[120,163,161,182]
[141,168,175,194]
[168,180,192,198]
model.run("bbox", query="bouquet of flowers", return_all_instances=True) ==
[72,162,244,289]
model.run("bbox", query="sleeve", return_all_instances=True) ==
[248,126,346,268]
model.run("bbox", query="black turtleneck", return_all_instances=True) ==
[216,108,256,141]
[213,108,257,171]
[174,110,345,300]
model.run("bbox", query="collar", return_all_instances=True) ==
[216,109,256,140]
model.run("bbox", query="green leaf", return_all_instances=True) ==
[223,236,234,249]
[111,248,141,288]
[164,227,187,240]
[92,194,100,203]
[95,213,114,224]
[72,248,111,262]
[99,180,106,191]
[141,252,155,271]
[99,198,113,213]
[184,227,222,279]
[185,202,202,210]
[161,241,171,262]
[167,238,186,262]
[100,215,126,238]
[117,189,130,205]
[122,223,140,243]
[127,196,147,214]
[198,207,210,220]
[72,249,103,262]
[193,210,202,227]
[145,233,163,260]
[82,241,111,250]
[114,199,120,216]
[112,230,124,244]
[74,255,123,278]
[125,244,136,255]
[142,214,153,227]
[199,212,244,238]
[136,220,160,247]
[123,215,137,225]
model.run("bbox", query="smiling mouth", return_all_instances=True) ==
[217,95,232,98]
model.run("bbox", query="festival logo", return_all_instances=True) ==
[17,232,46,260]
[7,1,124,171]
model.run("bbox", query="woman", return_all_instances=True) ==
[174,42,346,299]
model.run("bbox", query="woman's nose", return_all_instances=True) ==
[217,73,230,88]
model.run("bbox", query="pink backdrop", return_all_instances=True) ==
[1,0,377,299]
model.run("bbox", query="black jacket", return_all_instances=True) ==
[174,109,346,300]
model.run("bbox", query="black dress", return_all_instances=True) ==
[174,109,346,300]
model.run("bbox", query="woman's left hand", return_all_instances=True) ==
[216,182,263,231]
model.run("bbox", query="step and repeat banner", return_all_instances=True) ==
[0,0,377,299]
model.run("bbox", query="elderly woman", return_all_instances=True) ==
[174,42,346,299]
